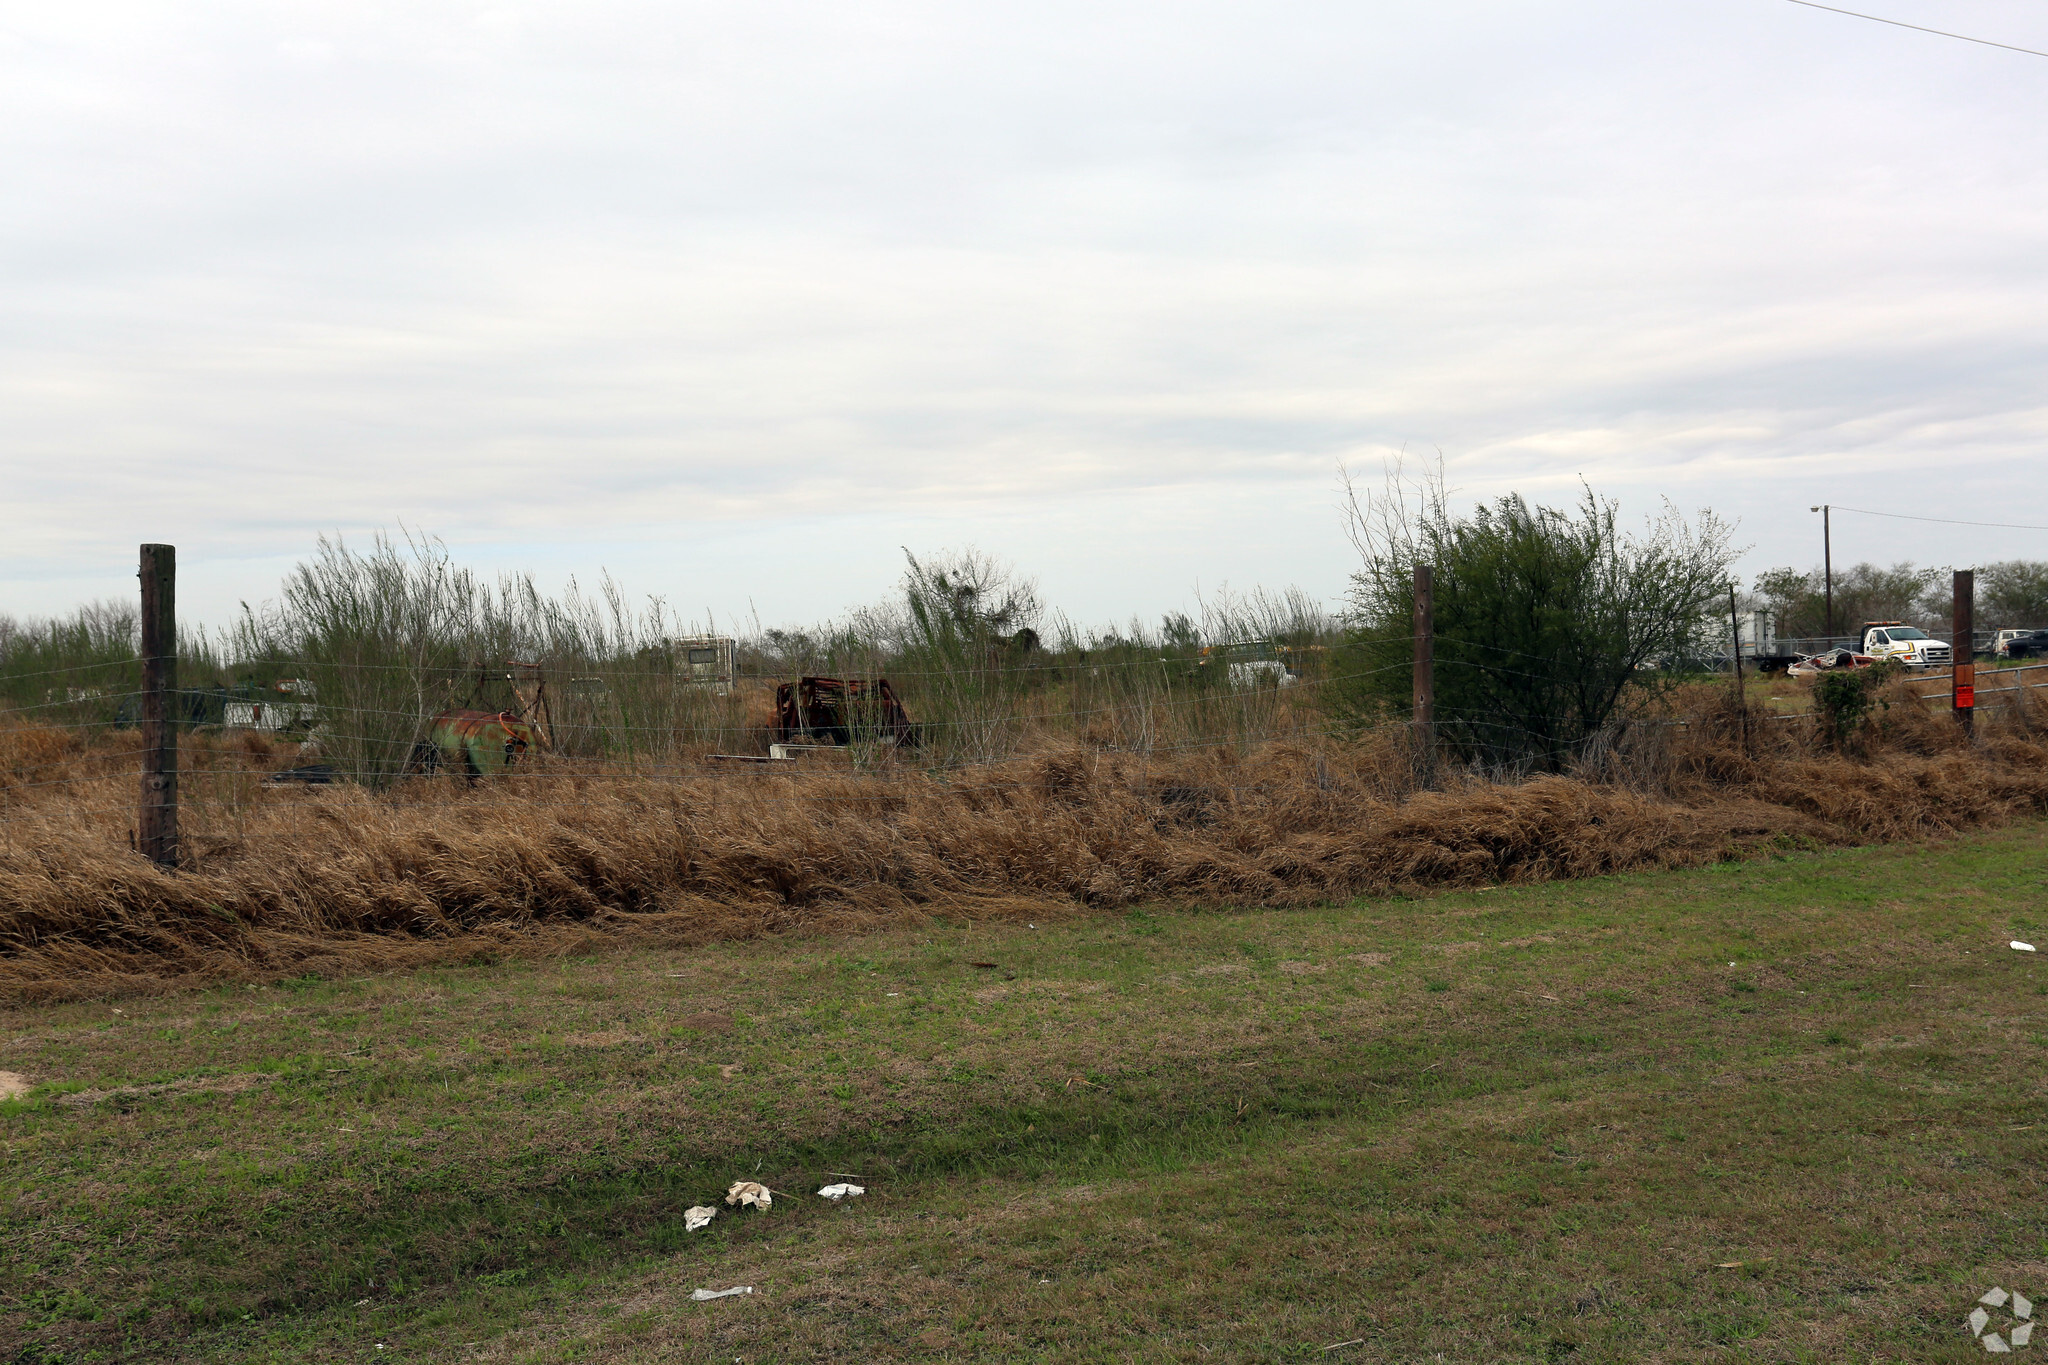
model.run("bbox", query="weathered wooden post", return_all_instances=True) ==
[1413,564,1434,783]
[139,543,178,870]
[1730,586,1750,752]
[1953,568,1975,737]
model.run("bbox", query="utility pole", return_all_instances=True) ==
[138,543,179,870]
[1413,564,1434,784]
[1810,504,1833,640]
[1953,568,1975,736]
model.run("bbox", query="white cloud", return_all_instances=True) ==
[4,0,2048,628]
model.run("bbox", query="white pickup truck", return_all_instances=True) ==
[1860,621,1952,669]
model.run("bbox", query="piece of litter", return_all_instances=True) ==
[2014,1291,2033,1319]
[2016,1322,2035,1346]
[1714,1258,1772,1269]
[886,993,898,997]
[1984,1287,2012,1308]
[725,1180,772,1209]
[1971,1308,1993,1337]
[1987,1332,2012,1352]
[691,1285,754,1301]
[1322,1340,1365,1352]
[684,1205,717,1231]
[1728,962,1735,968]
[2011,941,2036,953]
[817,1182,865,1201]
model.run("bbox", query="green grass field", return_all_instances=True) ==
[4,822,2047,1363]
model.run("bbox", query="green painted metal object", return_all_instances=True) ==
[409,709,543,778]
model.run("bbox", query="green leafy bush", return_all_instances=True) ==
[1811,660,1902,749]
[1339,462,1736,771]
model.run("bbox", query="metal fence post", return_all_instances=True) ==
[139,543,178,870]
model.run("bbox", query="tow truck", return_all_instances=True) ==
[1860,621,1951,669]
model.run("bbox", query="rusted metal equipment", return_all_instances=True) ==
[770,677,916,748]
[445,659,556,748]
[494,660,555,749]
[408,709,545,779]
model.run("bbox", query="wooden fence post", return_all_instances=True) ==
[139,543,178,870]
[1413,564,1434,783]
[1953,568,1974,736]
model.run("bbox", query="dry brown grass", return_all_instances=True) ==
[5,681,2048,999]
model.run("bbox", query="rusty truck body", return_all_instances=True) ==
[770,677,917,748]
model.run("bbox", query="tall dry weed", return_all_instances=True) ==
[5,681,2047,1000]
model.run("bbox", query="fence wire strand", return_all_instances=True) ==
[5,659,2044,839]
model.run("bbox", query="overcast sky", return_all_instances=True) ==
[4,0,2046,634]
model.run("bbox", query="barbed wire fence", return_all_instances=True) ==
[3,548,2043,868]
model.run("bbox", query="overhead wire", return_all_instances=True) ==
[1824,505,2048,534]
[1781,0,2048,59]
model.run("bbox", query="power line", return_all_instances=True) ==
[1781,0,2048,60]
[1829,505,2048,532]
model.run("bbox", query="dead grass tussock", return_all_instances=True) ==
[5,695,2048,998]
[53,1072,272,1107]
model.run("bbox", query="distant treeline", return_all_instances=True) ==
[1752,560,2048,639]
